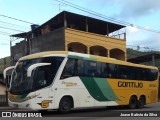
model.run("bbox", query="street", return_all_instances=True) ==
[41,101,160,117]
[0,101,159,120]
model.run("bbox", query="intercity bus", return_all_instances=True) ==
[6,51,159,113]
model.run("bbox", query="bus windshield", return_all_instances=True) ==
[10,57,64,94]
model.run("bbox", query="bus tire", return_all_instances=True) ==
[58,97,72,113]
[137,96,145,109]
[129,96,137,109]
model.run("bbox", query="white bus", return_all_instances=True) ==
[6,51,159,113]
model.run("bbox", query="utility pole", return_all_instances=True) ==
[52,3,67,12]
[152,54,155,66]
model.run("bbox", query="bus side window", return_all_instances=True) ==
[129,67,137,80]
[84,61,97,77]
[101,63,107,78]
[150,69,158,81]
[117,65,128,79]
[96,62,102,78]
[61,58,75,79]
[141,69,147,80]
[107,64,117,78]
[145,69,157,81]
[76,59,84,76]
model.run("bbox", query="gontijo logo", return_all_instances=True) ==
[37,100,53,108]
[118,81,143,88]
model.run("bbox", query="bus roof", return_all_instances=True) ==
[19,51,68,60]
[19,51,158,70]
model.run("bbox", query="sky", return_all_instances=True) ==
[0,0,160,58]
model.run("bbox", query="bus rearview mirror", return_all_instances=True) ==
[3,66,15,80]
[27,63,51,77]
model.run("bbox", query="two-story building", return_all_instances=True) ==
[11,11,126,63]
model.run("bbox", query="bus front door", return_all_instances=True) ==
[35,68,53,110]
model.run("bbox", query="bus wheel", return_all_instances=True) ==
[58,97,72,113]
[129,96,137,109]
[137,96,145,109]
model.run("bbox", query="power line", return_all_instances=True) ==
[52,3,68,12]
[55,0,160,33]
[0,20,30,30]
[0,14,35,25]
[55,0,124,23]
[0,36,9,38]
[0,38,10,41]
[0,25,25,32]
[0,30,11,35]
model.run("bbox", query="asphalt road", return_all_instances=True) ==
[0,102,160,120]
[42,101,160,117]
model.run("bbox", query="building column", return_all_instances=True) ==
[124,53,127,61]
[108,50,110,58]
[106,23,109,36]
[87,46,90,54]
[152,54,155,66]
[64,12,67,28]
[86,18,88,32]
[65,44,68,51]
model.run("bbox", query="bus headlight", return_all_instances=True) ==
[24,94,38,101]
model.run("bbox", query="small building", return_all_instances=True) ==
[127,53,160,66]
[0,56,11,84]
[10,11,126,63]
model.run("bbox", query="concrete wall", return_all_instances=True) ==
[11,28,65,63]
[31,28,65,54]
[11,40,27,62]
[0,56,11,73]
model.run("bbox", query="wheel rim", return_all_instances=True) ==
[62,101,70,110]
[131,98,136,105]
[129,97,137,109]
[138,97,144,108]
